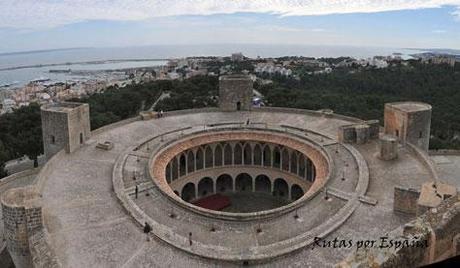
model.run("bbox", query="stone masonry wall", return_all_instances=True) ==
[41,103,91,160]
[28,229,60,268]
[219,75,253,111]
[338,195,460,267]
[393,186,420,215]
[67,104,90,153]
[1,187,46,268]
[2,205,32,268]
[41,109,68,160]
[384,103,431,152]
[338,125,356,143]
[406,109,432,152]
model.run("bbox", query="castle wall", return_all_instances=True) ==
[219,75,253,111]
[384,102,432,152]
[1,187,42,268]
[406,110,432,152]
[366,120,380,139]
[338,125,357,143]
[393,186,420,215]
[66,105,91,153]
[338,196,460,267]
[41,110,69,160]
[338,121,379,144]
[41,102,91,160]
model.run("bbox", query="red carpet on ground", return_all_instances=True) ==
[192,194,231,211]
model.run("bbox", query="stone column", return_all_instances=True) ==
[380,134,398,160]
[2,187,42,268]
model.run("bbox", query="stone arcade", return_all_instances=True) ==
[0,74,459,267]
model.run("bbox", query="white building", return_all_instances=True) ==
[254,63,292,76]
[1,98,16,114]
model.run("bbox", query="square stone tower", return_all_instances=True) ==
[219,75,253,111]
[384,102,432,152]
[41,102,91,160]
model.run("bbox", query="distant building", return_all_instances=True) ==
[186,69,208,79]
[167,72,182,80]
[254,63,292,76]
[231,52,244,62]
[1,98,16,114]
[356,58,389,69]
[430,56,456,67]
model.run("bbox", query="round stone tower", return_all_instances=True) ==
[219,75,253,111]
[384,102,432,152]
[1,187,42,268]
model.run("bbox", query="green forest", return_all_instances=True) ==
[1,61,459,178]
[256,61,460,149]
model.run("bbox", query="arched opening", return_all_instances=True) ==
[205,146,213,168]
[196,148,204,170]
[214,144,223,167]
[243,144,252,165]
[187,150,195,173]
[234,143,243,165]
[179,154,186,177]
[165,163,172,183]
[290,152,298,175]
[273,147,281,168]
[224,143,233,165]
[255,175,271,193]
[216,174,233,193]
[253,144,262,165]
[263,145,271,167]
[171,157,178,181]
[236,101,241,111]
[291,184,304,200]
[298,154,306,178]
[273,178,288,198]
[306,158,315,182]
[181,183,196,202]
[198,177,214,197]
[282,148,290,171]
[80,133,84,144]
[235,173,253,192]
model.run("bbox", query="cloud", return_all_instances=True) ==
[432,29,447,33]
[311,28,327,32]
[1,0,460,28]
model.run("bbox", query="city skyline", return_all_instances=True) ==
[1,1,460,53]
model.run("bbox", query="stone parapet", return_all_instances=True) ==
[338,195,460,267]
[394,186,420,215]
[337,121,380,144]
[29,229,60,268]
[1,186,42,268]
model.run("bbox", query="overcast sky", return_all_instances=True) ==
[1,0,459,52]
